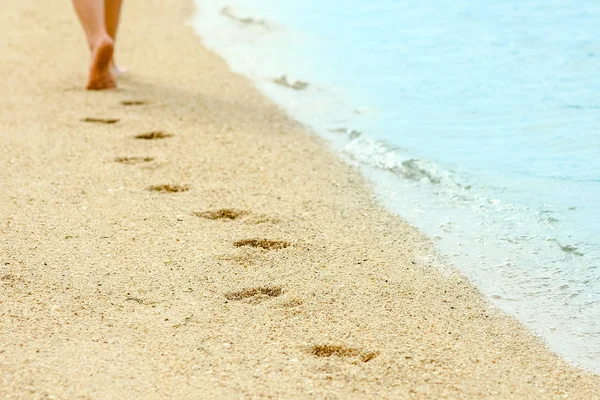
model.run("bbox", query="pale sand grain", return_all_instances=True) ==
[0,0,598,399]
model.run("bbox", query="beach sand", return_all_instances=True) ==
[1,0,599,398]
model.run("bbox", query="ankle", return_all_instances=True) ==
[89,33,113,51]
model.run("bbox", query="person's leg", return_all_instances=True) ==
[104,0,123,40]
[72,0,116,90]
[104,0,126,75]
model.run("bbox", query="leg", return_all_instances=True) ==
[104,0,126,75]
[72,0,116,90]
[104,0,123,41]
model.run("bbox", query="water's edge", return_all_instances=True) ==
[189,0,599,373]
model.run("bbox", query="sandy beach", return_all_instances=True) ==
[1,0,599,398]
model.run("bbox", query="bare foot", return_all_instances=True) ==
[87,36,116,90]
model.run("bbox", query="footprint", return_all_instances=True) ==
[225,286,283,303]
[121,100,149,106]
[135,131,173,140]
[217,251,258,267]
[233,239,290,250]
[361,352,379,362]
[114,156,154,164]
[328,127,362,139]
[82,117,119,124]
[310,345,379,363]
[0,273,25,289]
[281,298,303,308]
[273,75,309,91]
[221,7,270,28]
[280,298,304,316]
[193,209,248,220]
[124,296,145,304]
[246,215,281,225]
[147,184,189,193]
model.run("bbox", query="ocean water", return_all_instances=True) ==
[191,0,600,372]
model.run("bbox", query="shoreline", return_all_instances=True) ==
[190,0,600,373]
[1,0,599,398]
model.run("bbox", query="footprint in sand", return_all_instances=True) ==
[273,75,309,91]
[193,208,249,220]
[114,156,154,165]
[147,184,189,193]
[194,209,281,225]
[135,131,173,140]
[82,117,119,124]
[225,286,283,304]
[233,239,290,250]
[328,127,362,140]
[310,345,379,363]
[221,7,270,28]
[120,100,150,106]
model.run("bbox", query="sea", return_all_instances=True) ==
[191,0,600,372]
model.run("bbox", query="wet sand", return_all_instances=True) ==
[1,0,599,398]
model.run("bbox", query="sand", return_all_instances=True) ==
[1,0,599,398]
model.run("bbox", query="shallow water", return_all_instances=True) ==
[192,0,600,372]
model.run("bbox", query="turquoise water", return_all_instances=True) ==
[192,0,600,371]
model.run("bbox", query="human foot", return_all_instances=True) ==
[87,36,116,90]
